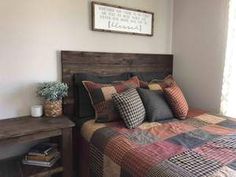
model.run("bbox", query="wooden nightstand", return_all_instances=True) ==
[0,116,75,177]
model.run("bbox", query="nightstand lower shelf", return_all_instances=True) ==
[22,161,63,177]
[0,157,63,177]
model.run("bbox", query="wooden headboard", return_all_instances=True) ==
[61,51,173,118]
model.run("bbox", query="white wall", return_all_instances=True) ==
[0,0,173,159]
[172,0,229,113]
[0,0,173,120]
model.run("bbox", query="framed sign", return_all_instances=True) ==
[92,2,154,36]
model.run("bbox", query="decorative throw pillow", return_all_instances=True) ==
[163,84,189,119]
[112,89,145,129]
[82,76,140,123]
[131,72,169,82]
[137,88,174,122]
[74,73,131,118]
[139,80,164,90]
[157,75,176,89]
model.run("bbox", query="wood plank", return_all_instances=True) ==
[0,116,75,141]
[0,130,61,146]
[61,51,173,118]
[62,128,73,177]
[0,157,63,177]
[22,161,63,177]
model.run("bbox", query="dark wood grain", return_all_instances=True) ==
[0,116,75,177]
[62,128,73,177]
[22,161,63,177]
[0,116,74,141]
[0,156,63,177]
[61,51,173,118]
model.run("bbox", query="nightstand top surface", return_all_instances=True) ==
[0,116,75,141]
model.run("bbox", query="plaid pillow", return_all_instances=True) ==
[83,76,140,123]
[164,84,189,119]
[112,89,145,129]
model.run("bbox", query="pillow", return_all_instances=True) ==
[112,89,145,129]
[147,82,163,91]
[82,76,140,123]
[74,73,130,118]
[139,74,176,90]
[163,84,189,119]
[137,88,174,122]
[151,75,176,89]
[131,72,169,82]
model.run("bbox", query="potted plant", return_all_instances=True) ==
[37,82,68,117]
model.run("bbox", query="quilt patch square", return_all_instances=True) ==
[91,127,119,152]
[121,141,186,177]
[148,122,195,140]
[127,129,159,145]
[217,119,236,129]
[209,166,236,177]
[167,132,206,149]
[228,160,236,170]
[138,122,162,130]
[101,86,117,100]
[187,129,219,141]
[211,135,236,150]
[196,114,226,124]
[89,144,103,177]
[182,118,209,128]
[103,155,121,177]
[120,168,133,177]
[90,89,105,104]
[202,125,236,135]
[194,142,236,164]
[187,108,206,118]
[147,161,194,177]
[104,135,138,165]
[168,150,222,177]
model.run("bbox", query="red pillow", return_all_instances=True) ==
[164,84,189,119]
[83,76,140,123]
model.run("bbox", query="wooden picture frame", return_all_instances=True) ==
[91,1,154,36]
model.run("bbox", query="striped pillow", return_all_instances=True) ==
[83,76,140,123]
[164,84,189,119]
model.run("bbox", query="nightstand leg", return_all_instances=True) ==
[62,128,73,177]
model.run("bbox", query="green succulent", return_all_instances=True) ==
[37,82,68,101]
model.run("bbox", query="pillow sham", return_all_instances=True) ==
[137,88,174,122]
[151,75,176,89]
[131,72,169,82]
[74,73,130,118]
[164,84,189,119]
[112,88,145,129]
[82,76,140,123]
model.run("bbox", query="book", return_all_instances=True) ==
[22,153,60,167]
[28,143,57,156]
[25,151,59,162]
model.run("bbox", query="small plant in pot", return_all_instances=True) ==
[37,82,68,117]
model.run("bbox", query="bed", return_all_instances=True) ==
[61,51,236,177]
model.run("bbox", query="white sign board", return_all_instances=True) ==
[92,2,154,36]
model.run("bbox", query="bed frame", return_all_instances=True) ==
[61,51,173,119]
[61,51,173,176]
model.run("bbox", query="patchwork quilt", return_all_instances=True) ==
[81,110,236,177]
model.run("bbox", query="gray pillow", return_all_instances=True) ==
[137,88,174,122]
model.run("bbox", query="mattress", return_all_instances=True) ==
[80,109,236,177]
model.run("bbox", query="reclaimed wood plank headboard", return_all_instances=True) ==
[61,51,173,118]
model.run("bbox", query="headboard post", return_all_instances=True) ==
[61,51,173,119]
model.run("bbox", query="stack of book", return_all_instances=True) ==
[22,143,60,167]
